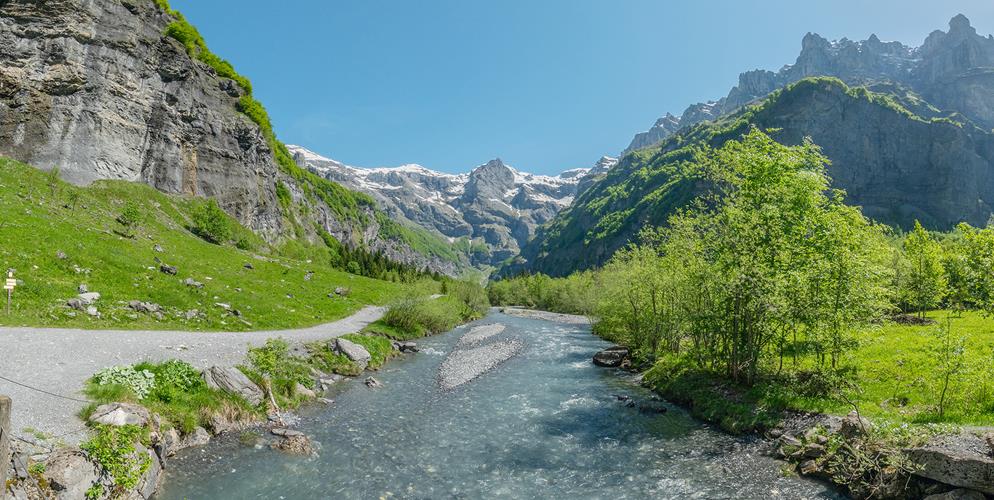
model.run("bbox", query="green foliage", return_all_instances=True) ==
[378,283,485,338]
[85,360,256,434]
[191,198,232,244]
[81,424,151,493]
[117,201,146,230]
[955,222,994,314]
[901,221,947,317]
[27,462,46,474]
[93,365,156,400]
[244,338,314,404]
[163,15,252,94]
[275,181,292,210]
[381,297,463,337]
[488,271,597,316]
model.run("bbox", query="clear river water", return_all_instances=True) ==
[157,311,842,499]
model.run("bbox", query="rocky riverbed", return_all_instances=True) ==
[157,311,840,499]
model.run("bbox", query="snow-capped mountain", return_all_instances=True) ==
[288,145,606,266]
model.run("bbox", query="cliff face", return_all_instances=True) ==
[517,79,994,277]
[0,0,465,275]
[290,146,593,267]
[0,0,282,233]
[624,15,994,155]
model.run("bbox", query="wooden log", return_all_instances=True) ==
[0,395,10,499]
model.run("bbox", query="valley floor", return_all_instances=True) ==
[0,305,385,445]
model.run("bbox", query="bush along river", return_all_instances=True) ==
[157,310,841,499]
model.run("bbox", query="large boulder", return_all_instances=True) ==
[134,443,162,499]
[908,434,994,495]
[41,449,100,500]
[924,489,987,500]
[592,346,629,367]
[332,338,371,370]
[202,366,264,406]
[87,402,151,428]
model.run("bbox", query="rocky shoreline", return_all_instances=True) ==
[2,331,439,500]
[590,344,994,500]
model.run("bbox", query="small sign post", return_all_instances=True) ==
[3,270,15,315]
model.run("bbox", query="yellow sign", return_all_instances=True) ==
[2,279,14,290]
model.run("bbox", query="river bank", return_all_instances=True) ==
[590,340,994,499]
[2,290,488,499]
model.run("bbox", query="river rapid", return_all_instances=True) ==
[157,311,841,499]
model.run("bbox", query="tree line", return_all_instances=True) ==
[490,128,994,396]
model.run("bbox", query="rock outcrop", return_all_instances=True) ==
[624,15,994,154]
[0,0,466,275]
[0,0,283,234]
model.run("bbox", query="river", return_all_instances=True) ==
[157,311,841,499]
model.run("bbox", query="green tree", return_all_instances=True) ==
[902,221,947,318]
[191,199,232,244]
[117,201,145,232]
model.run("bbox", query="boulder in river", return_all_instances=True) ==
[333,338,372,370]
[365,376,383,388]
[270,434,315,456]
[398,341,419,353]
[202,366,264,406]
[592,346,629,367]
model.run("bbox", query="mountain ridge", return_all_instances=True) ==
[623,14,994,156]
[289,145,614,267]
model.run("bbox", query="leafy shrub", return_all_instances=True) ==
[244,338,314,401]
[93,365,156,400]
[445,280,489,317]
[192,199,232,244]
[164,17,252,94]
[149,359,201,391]
[81,424,151,493]
[117,201,145,229]
[382,297,462,337]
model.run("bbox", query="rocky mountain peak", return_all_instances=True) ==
[949,13,975,36]
[624,14,994,156]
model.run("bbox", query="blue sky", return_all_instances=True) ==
[169,0,994,174]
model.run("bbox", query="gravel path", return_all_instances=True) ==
[0,305,385,444]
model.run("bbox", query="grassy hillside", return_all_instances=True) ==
[0,158,437,331]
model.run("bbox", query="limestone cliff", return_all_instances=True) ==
[0,0,465,274]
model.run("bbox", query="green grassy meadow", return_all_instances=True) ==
[0,158,432,331]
